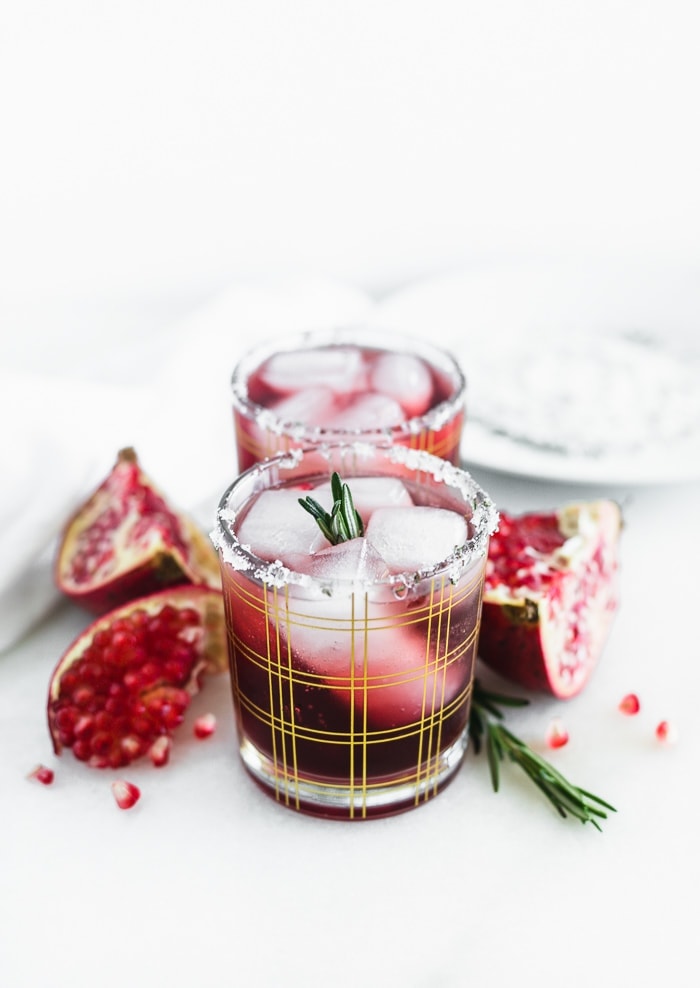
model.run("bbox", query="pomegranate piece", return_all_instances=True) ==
[111,779,141,810]
[655,720,679,744]
[47,586,226,769]
[193,713,217,739]
[546,718,569,749]
[55,447,221,615]
[479,500,622,699]
[619,692,641,715]
[28,764,55,785]
[148,735,172,767]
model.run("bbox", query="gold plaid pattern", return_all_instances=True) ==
[224,563,483,818]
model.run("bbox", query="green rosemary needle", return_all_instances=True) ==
[470,679,616,830]
[298,472,364,545]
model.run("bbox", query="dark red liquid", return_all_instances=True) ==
[221,558,484,818]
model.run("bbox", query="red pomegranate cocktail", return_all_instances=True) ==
[231,328,466,471]
[212,443,497,819]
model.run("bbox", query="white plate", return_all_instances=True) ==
[378,259,700,486]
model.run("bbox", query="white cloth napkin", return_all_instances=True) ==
[0,277,374,653]
[0,369,148,652]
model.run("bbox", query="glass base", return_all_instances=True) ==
[238,727,469,820]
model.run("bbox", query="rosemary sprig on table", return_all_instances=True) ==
[298,472,364,545]
[470,680,616,830]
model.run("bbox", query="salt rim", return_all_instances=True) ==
[211,442,498,592]
[230,326,466,443]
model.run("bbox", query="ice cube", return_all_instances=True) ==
[283,540,389,582]
[327,393,406,431]
[271,386,337,427]
[259,346,366,396]
[312,476,413,523]
[274,584,395,676]
[274,581,471,727]
[369,352,434,417]
[366,506,467,574]
[237,488,331,563]
[307,538,391,583]
[345,623,471,728]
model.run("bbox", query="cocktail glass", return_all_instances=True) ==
[212,442,497,819]
[231,328,467,471]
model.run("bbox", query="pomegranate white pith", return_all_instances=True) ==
[479,500,622,699]
[55,448,220,615]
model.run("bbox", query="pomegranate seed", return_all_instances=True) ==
[545,718,569,749]
[74,714,94,739]
[619,693,640,715]
[139,661,161,683]
[123,670,145,690]
[72,740,92,761]
[194,713,217,739]
[111,779,141,810]
[55,707,78,732]
[27,764,54,785]
[93,629,111,649]
[90,731,114,755]
[179,607,201,626]
[149,735,171,767]
[121,736,144,759]
[73,685,96,708]
[655,720,679,744]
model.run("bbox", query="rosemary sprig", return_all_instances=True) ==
[298,472,364,545]
[470,679,616,830]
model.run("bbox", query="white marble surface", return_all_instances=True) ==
[2,280,699,988]
[3,3,700,978]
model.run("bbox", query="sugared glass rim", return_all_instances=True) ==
[211,442,498,593]
[230,326,467,442]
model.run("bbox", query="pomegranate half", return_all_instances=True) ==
[48,585,225,768]
[478,500,622,699]
[55,448,221,615]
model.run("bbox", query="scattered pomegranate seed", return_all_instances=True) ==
[545,718,569,749]
[27,764,54,785]
[148,735,171,768]
[655,720,679,745]
[619,693,641,715]
[111,779,141,810]
[193,713,217,739]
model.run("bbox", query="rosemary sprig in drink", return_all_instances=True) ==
[470,680,616,830]
[298,472,364,545]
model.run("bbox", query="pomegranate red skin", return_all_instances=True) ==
[55,448,221,616]
[478,500,622,700]
[478,599,555,694]
[47,585,226,768]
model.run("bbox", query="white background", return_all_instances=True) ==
[2,1,700,346]
[2,5,700,988]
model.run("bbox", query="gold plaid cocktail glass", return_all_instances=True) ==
[231,328,467,472]
[212,443,497,819]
